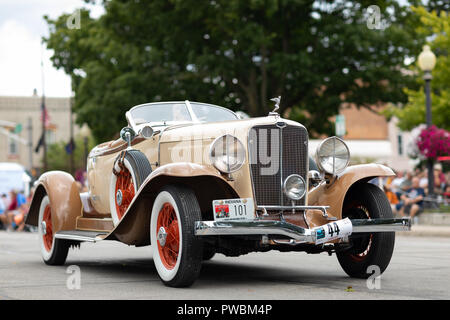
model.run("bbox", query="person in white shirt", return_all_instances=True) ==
[0,194,8,229]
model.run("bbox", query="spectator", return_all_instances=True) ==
[390,171,405,197]
[399,177,426,222]
[2,190,18,231]
[13,190,30,232]
[0,193,7,230]
[399,171,413,192]
[384,185,399,215]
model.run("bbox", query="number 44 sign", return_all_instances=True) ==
[313,218,353,245]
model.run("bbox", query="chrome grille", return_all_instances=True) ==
[249,123,308,207]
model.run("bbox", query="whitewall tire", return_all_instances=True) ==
[38,195,69,265]
[150,185,203,287]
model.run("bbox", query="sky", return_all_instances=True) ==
[0,0,104,97]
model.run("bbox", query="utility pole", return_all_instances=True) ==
[27,117,33,171]
[41,43,47,172]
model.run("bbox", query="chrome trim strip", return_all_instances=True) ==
[258,205,329,214]
[54,233,102,242]
[195,220,316,242]
[279,124,284,206]
[351,218,411,232]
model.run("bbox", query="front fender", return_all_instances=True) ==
[106,162,238,245]
[306,164,395,228]
[25,171,82,232]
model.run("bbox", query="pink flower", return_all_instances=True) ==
[416,126,450,160]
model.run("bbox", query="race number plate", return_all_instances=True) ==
[213,198,255,221]
[313,218,353,245]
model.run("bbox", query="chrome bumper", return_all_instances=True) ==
[194,218,411,245]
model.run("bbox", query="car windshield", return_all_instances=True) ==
[190,102,238,122]
[130,103,192,125]
[129,102,238,125]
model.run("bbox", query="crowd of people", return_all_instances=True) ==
[379,164,450,222]
[0,189,33,232]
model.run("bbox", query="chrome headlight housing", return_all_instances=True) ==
[283,174,307,200]
[315,136,350,175]
[209,134,246,173]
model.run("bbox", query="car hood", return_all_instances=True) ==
[158,116,306,143]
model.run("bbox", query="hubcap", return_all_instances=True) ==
[157,227,168,247]
[42,205,53,252]
[41,221,47,235]
[116,189,123,206]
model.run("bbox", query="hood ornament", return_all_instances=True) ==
[269,96,281,117]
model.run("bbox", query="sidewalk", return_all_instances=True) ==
[398,224,450,238]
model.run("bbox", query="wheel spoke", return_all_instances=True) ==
[157,202,180,270]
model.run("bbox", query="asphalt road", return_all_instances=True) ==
[0,231,449,300]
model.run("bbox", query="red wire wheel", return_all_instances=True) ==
[348,205,373,262]
[115,168,135,220]
[42,205,53,252]
[156,203,180,270]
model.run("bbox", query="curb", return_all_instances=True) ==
[397,225,450,238]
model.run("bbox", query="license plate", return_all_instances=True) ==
[213,198,255,221]
[313,218,353,244]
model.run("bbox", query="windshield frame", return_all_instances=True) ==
[126,100,239,131]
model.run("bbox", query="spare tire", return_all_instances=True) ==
[109,150,152,226]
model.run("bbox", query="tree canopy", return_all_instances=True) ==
[383,6,450,131]
[44,0,426,142]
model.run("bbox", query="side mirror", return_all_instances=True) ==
[308,170,323,188]
[120,127,136,148]
[139,125,154,139]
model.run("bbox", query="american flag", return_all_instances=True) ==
[40,100,50,128]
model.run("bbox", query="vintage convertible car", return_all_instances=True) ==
[25,99,411,287]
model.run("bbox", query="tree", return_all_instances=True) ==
[44,0,426,141]
[383,7,450,131]
[45,134,96,173]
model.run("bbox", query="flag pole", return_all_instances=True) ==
[41,42,47,172]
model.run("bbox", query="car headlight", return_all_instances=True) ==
[283,174,307,200]
[209,134,246,173]
[315,136,350,175]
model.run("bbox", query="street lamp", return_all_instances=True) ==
[79,124,90,171]
[418,45,436,197]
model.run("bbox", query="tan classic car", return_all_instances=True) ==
[26,99,411,287]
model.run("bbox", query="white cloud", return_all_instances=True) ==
[0,0,104,97]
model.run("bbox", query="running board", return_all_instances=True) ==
[54,230,109,243]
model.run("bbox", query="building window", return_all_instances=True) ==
[45,129,56,145]
[397,134,403,156]
[7,135,18,156]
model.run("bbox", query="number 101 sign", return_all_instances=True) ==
[213,198,255,221]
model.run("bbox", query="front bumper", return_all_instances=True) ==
[194,217,411,245]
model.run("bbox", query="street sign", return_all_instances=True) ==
[14,123,22,134]
[335,115,346,137]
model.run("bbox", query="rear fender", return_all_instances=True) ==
[106,162,238,245]
[307,164,395,228]
[25,171,82,232]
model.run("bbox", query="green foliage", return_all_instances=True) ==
[384,7,450,131]
[45,134,96,173]
[44,1,426,141]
